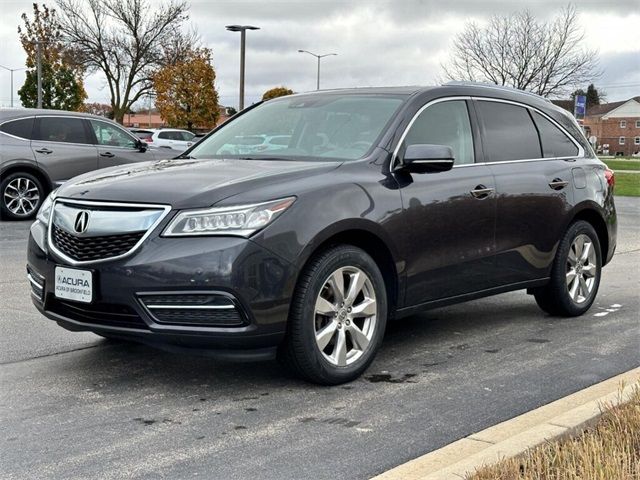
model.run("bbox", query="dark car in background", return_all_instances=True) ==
[27,83,617,384]
[0,109,159,220]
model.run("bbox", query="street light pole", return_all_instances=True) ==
[297,50,337,90]
[226,25,260,111]
[0,65,26,108]
[36,41,42,108]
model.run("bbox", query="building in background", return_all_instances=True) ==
[123,105,232,133]
[583,97,640,156]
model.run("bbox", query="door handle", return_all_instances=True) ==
[35,148,52,154]
[470,185,494,199]
[548,178,569,190]
[100,152,115,158]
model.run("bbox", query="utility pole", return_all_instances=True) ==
[226,25,260,111]
[297,50,338,90]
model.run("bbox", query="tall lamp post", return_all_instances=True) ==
[226,25,260,111]
[297,50,337,90]
[0,65,27,108]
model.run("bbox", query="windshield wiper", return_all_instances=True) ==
[175,154,197,159]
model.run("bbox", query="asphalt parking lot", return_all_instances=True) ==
[1,197,639,480]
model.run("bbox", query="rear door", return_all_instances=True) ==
[89,119,156,168]
[474,99,579,284]
[31,116,98,184]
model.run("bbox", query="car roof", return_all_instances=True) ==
[0,108,106,122]
[284,83,566,118]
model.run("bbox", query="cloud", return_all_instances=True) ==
[0,0,638,108]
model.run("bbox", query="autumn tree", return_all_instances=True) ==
[81,102,113,118]
[442,6,600,97]
[262,86,294,101]
[153,48,219,131]
[55,0,192,123]
[17,3,86,110]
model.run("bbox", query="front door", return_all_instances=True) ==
[89,119,156,168]
[394,99,497,306]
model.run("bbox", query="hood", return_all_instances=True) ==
[56,158,341,209]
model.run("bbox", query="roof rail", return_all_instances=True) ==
[443,81,552,103]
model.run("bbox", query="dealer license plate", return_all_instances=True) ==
[54,266,93,303]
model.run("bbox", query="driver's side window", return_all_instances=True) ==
[402,100,474,165]
[90,120,137,149]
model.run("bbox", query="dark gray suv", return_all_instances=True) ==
[27,84,617,384]
[0,109,158,220]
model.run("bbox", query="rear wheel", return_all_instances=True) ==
[279,245,387,385]
[1,172,44,220]
[533,220,602,316]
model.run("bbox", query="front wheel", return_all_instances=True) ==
[279,245,387,385]
[533,220,602,317]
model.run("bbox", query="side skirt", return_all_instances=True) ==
[395,278,549,319]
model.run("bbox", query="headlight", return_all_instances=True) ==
[162,197,295,237]
[36,189,57,225]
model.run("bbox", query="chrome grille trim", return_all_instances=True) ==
[26,266,45,303]
[145,304,236,310]
[48,199,171,266]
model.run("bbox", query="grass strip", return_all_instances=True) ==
[467,384,640,480]
[615,172,640,197]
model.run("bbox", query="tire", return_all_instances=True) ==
[533,220,602,317]
[279,245,388,385]
[1,172,45,220]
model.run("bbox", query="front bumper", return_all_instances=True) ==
[27,220,296,359]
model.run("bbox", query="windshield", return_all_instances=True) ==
[190,94,406,161]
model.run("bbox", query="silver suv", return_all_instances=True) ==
[0,109,160,220]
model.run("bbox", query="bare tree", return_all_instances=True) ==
[442,6,600,97]
[55,0,191,123]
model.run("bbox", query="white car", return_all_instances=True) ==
[131,128,196,152]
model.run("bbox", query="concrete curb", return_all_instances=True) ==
[372,367,640,480]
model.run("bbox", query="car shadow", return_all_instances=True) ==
[53,291,558,394]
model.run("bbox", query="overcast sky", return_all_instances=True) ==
[0,0,638,109]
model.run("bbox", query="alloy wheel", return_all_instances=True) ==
[3,177,40,216]
[566,234,598,304]
[314,266,377,367]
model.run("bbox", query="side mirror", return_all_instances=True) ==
[137,140,148,152]
[399,144,455,173]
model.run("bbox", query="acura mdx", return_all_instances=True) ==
[27,83,617,384]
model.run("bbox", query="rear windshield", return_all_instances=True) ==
[189,94,406,161]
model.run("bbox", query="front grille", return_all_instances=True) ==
[53,226,145,262]
[139,293,246,327]
[48,298,149,330]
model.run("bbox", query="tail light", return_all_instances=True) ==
[604,167,615,188]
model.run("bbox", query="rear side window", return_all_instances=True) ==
[35,117,89,144]
[531,111,579,158]
[158,131,174,139]
[0,117,34,139]
[476,101,541,161]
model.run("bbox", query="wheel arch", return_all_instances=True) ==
[294,223,402,318]
[0,161,53,195]
[568,203,610,266]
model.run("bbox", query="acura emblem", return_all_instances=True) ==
[74,211,90,234]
